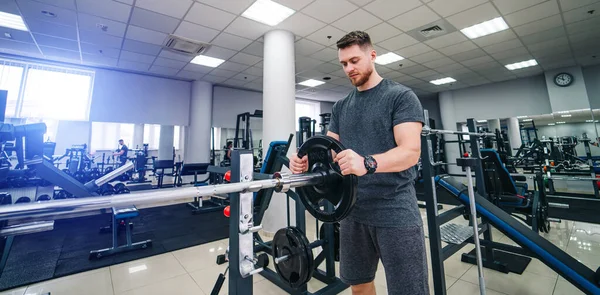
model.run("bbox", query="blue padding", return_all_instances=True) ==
[261,141,289,174]
[434,176,600,294]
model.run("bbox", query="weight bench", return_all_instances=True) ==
[153,160,175,188]
[89,206,152,260]
[184,163,228,214]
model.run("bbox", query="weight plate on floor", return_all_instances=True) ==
[272,227,313,289]
[296,135,358,223]
[319,222,340,261]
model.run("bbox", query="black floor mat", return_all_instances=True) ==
[0,203,229,291]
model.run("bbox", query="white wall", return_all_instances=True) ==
[320,102,334,114]
[584,64,600,110]
[90,69,191,126]
[212,86,263,129]
[420,94,442,128]
[545,66,590,112]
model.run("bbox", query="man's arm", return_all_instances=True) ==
[371,122,422,173]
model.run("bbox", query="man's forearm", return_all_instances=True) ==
[372,146,420,173]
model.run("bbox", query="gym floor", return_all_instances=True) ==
[0,205,593,295]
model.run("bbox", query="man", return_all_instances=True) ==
[114,139,128,166]
[290,31,428,295]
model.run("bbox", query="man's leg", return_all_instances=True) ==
[377,225,429,295]
[339,219,380,295]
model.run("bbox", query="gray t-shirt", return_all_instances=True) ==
[329,79,425,228]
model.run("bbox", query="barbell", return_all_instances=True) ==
[0,136,358,224]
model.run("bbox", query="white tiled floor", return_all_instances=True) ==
[3,209,600,295]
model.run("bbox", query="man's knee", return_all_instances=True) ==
[351,281,376,295]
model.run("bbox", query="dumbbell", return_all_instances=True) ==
[37,195,51,201]
[15,196,31,204]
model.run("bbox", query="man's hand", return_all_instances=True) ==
[289,153,308,174]
[334,149,367,176]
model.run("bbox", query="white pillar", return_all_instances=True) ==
[262,30,296,234]
[158,125,174,161]
[487,119,501,133]
[507,117,522,152]
[185,81,213,163]
[439,91,462,175]
[133,123,144,149]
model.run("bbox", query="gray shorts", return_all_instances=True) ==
[339,220,429,295]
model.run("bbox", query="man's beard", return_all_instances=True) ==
[350,67,373,87]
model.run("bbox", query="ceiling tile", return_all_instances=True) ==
[158,49,193,62]
[388,5,440,32]
[153,57,187,69]
[254,61,263,68]
[565,17,600,35]
[136,0,193,18]
[411,51,445,63]
[446,3,499,30]
[0,0,20,15]
[130,8,180,34]
[126,25,168,45]
[526,37,569,52]
[116,0,134,4]
[422,57,455,68]
[224,17,272,40]
[296,39,326,56]
[76,0,132,22]
[305,26,347,46]
[211,33,253,51]
[424,31,468,49]
[363,0,422,21]
[569,30,600,44]
[472,30,517,47]
[33,0,76,10]
[301,0,359,23]
[201,74,228,84]
[504,0,560,27]
[460,55,495,67]
[314,62,340,74]
[82,54,118,66]
[449,48,488,61]
[272,0,314,11]
[436,62,468,73]
[396,43,434,58]
[205,46,238,60]
[176,70,203,80]
[232,72,259,82]
[79,29,123,48]
[367,22,403,43]
[218,61,249,72]
[295,56,323,72]
[77,13,127,38]
[120,50,156,63]
[210,68,238,78]
[185,2,236,31]
[194,0,255,14]
[378,34,419,51]
[437,41,477,56]
[275,13,327,37]
[521,27,565,45]
[222,78,248,87]
[243,67,263,76]
[310,47,338,62]
[0,39,41,56]
[25,18,77,40]
[482,39,524,54]
[513,15,564,37]
[229,52,262,66]
[39,46,80,61]
[492,0,547,15]
[2,28,34,43]
[332,9,382,32]
[17,0,77,27]
[33,34,79,51]
[401,64,429,74]
[149,65,179,76]
[241,41,263,57]
[427,0,487,17]
[122,39,162,55]
[81,43,120,58]
[559,0,600,11]
[562,2,600,23]
[174,22,219,43]
[490,47,531,61]
[183,63,213,73]
[118,60,151,71]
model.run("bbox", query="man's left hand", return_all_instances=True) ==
[334,149,367,176]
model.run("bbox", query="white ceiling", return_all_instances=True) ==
[0,0,599,102]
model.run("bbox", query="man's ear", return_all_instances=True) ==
[371,49,377,62]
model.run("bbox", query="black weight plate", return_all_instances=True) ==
[273,227,314,289]
[319,222,340,261]
[296,135,358,223]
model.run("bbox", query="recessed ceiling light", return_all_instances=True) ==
[375,52,404,65]
[517,116,528,119]
[505,59,538,70]
[556,122,566,124]
[190,55,225,67]
[548,123,555,126]
[0,11,28,31]
[460,17,509,39]
[241,0,295,26]
[430,77,456,85]
[561,114,572,118]
[587,120,594,123]
[299,79,325,87]
[41,10,56,18]
[4,32,12,39]
[523,119,533,122]
[476,120,487,123]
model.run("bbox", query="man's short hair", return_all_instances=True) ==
[119,139,124,142]
[336,31,373,50]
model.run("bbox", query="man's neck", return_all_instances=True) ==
[357,72,383,92]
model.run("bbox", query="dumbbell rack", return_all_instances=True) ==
[226,150,347,295]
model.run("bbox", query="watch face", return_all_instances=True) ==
[554,73,573,87]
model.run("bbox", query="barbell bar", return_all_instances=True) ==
[422,127,496,138]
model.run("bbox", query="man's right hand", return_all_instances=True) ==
[290,153,308,174]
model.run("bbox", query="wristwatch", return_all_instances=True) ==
[364,155,378,175]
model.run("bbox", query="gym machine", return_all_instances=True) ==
[319,113,331,135]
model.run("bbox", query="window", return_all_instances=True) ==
[0,62,24,119]
[91,122,134,151]
[20,66,93,121]
[144,124,161,149]
[174,125,180,150]
[295,100,321,131]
